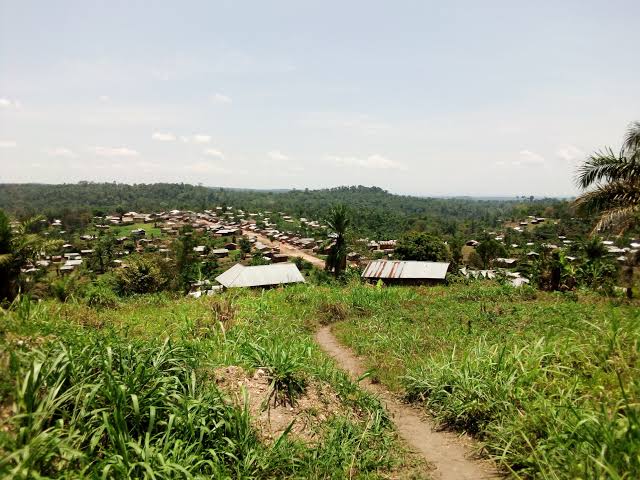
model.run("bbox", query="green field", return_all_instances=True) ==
[332,282,640,478]
[109,222,164,238]
[0,288,424,479]
[1,281,639,478]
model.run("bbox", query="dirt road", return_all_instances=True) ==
[242,230,326,269]
[315,326,500,480]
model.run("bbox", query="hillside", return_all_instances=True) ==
[0,182,573,238]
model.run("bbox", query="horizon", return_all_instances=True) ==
[0,180,575,200]
[1,1,638,196]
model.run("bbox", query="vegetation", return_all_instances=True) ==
[331,282,640,478]
[395,232,450,262]
[574,121,640,233]
[0,288,422,479]
[324,204,350,277]
[0,183,590,239]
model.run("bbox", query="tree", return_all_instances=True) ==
[475,238,506,269]
[0,211,61,300]
[239,238,252,258]
[325,204,350,277]
[574,121,640,233]
[395,232,449,262]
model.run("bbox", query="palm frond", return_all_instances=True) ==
[592,205,640,234]
[575,149,640,189]
[623,121,640,153]
[574,179,640,212]
[0,252,13,267]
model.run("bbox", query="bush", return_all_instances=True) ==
[114,255,169,295]
[83,279,119,309]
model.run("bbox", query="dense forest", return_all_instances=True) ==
[0,182,577,238]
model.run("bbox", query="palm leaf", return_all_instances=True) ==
[576,150,640,189]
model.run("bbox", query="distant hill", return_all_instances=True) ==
[0,182,572,238]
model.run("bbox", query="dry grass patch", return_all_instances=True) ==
[214,365,344,444]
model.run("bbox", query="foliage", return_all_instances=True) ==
[0,211,62,301]
[0,288,416,479]
[332,282,640,478]
[475,238,506,268]
[395,231,450,262]
[574,120,640,233]
[324,204,351,277]
[0,183,588,239]
[113,255,169,295]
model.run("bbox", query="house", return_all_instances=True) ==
[465,240,479,247]
[211,248,229,258]
[215,263,305,289]
[494,257,518,268]
[271,253,289,263]
[362,260,450,285]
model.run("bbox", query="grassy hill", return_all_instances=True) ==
[1,281,638,478]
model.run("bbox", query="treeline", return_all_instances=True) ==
[0,182,578,238]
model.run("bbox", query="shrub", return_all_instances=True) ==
[114,255,168,295]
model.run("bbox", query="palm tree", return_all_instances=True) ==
[324,204,350,277]
[0,211,61,300]
[574,121,640,233]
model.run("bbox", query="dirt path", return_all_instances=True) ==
[315,326,500,480]
[241,230,326,269]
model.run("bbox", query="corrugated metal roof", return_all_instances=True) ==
[362,260,449,280]
[216,263,305,288]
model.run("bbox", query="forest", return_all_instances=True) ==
[0,182,580,239]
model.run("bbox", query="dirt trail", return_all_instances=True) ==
[315,326,500,480]
[241,229,325,268]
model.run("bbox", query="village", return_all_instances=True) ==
[18,206,639,299]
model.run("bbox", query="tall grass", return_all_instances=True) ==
[333,282,640,478]
[0,290,417,478]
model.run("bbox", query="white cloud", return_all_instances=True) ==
[204,148,224,159]
[0,97,20,109]
[210,93,232,105]
[556,145,584,162]
[267,150,289,162]
[0,140,17,148]
[98,95,110,103]
[152,132,176,141]
[192,134,211,144]
[327,154,407,170]
[90,146,140,157]
[44,147,76,157]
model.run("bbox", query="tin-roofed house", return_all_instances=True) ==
[361,260,450,285]
[215,263,305,289]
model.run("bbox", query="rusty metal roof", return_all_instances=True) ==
[362,260,449,280]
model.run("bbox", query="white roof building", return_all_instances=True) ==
[215,263,305,288]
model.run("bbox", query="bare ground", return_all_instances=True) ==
[213,365,344,444]
[315,326,501,480]
[241,230,326,268]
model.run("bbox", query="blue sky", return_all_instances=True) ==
[1,0,638,196]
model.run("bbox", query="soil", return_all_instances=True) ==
[241,230,326,269]
[315,326,501,480]
[213,365,344,444]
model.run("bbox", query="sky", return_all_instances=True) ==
[1,1,638,197]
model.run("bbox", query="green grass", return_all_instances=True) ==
[109,222,163,238]
[4,281,636,478]
[0,288,424,479]
[331,281,640,478]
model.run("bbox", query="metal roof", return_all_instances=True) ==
[215,263,305,288]
[362,260,449,280]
